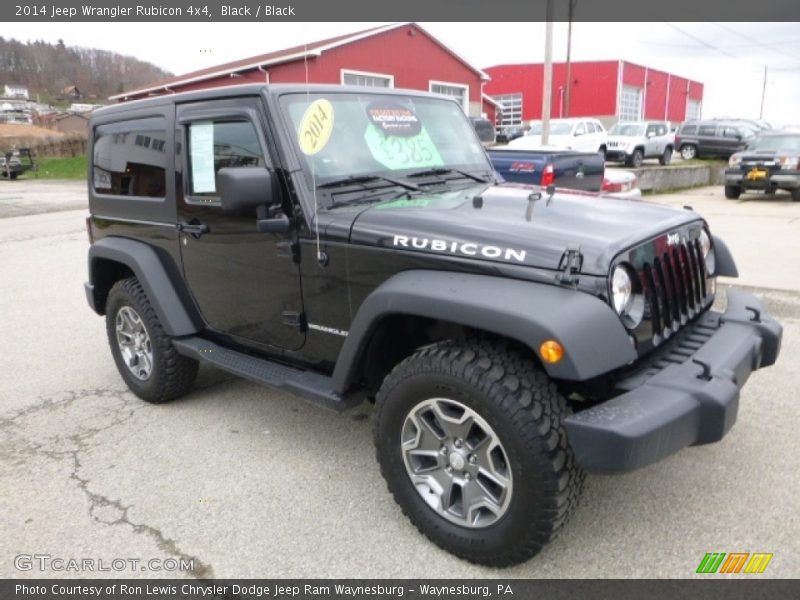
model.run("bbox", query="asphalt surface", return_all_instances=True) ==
[1,180,798,578]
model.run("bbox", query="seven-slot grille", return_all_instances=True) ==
[640,238,708,341]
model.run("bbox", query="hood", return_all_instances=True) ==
[345,184,702,275]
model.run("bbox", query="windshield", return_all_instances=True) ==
[527,122,573,135]
[609,123,645,136]
[278,92,491,187]
[747,135,800,152]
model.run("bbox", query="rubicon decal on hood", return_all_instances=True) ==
[391,235,527,263]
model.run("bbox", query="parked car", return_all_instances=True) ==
[1,147,35,179]
[724,131,800,201]
[495,125,528,144]
[509,118,607,154]
[675,120,755,160]
[83,84,782,567]
[469,117,495,145]
[606,121,674,167]
[603,168,641,197]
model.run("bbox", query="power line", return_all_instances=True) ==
[711,23,800,64]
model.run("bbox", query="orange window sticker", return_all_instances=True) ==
[298,99,335,155]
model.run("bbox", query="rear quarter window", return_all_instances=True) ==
[93,117,167,198]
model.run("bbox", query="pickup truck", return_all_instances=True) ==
[487,147,640,197]
[487,147,604,191]
[1,148,36,180]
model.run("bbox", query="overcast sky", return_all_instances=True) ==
[5,21,800,125]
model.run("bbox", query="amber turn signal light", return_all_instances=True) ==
[539,340,564,364]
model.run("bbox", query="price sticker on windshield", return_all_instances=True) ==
[298,99,334,155]
[363,101,443,170]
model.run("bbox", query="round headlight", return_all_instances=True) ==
[699,230,715,275]
[611,266,632,314]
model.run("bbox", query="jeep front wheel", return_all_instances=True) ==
[373,339,584,566]
[106,277,198,403]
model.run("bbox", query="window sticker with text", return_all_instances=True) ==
[363,102,444,170]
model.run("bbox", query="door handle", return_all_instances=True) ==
[177,221,209,238]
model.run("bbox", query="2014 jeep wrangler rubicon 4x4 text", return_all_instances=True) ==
[84,85,782,567]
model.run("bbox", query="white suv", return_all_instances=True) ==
[507,118,608,154]
[606,121,674,167]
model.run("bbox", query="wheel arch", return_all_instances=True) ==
[331,270,637,394]
[87,237,201,337]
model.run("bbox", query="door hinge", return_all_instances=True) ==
[556,245,583,286]
[281,311,307,331]
[276,240,300,264]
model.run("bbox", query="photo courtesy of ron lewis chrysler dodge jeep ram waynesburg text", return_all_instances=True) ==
[84,85,782,567]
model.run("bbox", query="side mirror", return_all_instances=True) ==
[217,167,276,211]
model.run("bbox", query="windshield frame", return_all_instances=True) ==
[272,88,494,208]
[609,123,646,137]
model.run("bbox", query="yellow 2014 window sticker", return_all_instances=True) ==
[298,99,335,155]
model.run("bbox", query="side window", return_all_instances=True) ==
[657,124,667,136]
[587,122,597,134]
[186,120,265,199]
[681,125,697,135]
[93,117,167,198]
[698,125,717,137]
[646,124,659,137]
[575,122,586,136]
[722,127,741,138]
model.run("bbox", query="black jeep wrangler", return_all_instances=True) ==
[84,85,782,566]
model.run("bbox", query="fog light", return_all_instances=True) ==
[539,340,564,364]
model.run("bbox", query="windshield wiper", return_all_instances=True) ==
[406,168,490,183]
[317,174,421,192]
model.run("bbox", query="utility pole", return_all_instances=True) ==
[759,66,767,119]
[564,0,576,118]
[541,0,554,145]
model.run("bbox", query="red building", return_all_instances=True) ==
[111,23,494,117]
[484,61,704,128]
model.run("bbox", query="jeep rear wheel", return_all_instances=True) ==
[659,147,673,166]
[373,339,585,566]
[106,277,198,403]
[792,188,800,202]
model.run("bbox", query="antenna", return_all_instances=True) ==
[304,44,322,262]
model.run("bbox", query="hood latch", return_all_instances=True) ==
[556,245,583,287]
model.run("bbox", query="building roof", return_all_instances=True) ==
[111,22,490,100]
[481,94,503,109]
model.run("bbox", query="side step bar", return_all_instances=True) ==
[172,337,359,412]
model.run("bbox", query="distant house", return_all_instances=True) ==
[36,111,90,134]
[61,85,82,100]
[3,84,29,99]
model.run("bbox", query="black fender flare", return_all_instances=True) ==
[331,270,637,392]
[86,237,200,337]
[712,234,738,278]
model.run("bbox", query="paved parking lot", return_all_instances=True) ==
[1,179,798,578]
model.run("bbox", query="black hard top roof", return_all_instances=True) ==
[92,84,450,118]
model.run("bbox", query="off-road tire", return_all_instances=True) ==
[791,188,800,202]
[106,277,198,403]
[659,147,673,166]
[724,185,742,200]
[373,338,585,567]
[680,144,697,160]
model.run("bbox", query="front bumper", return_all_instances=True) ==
[564,290,782,474]
[605,150,631,162]
[725,168,800,189]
